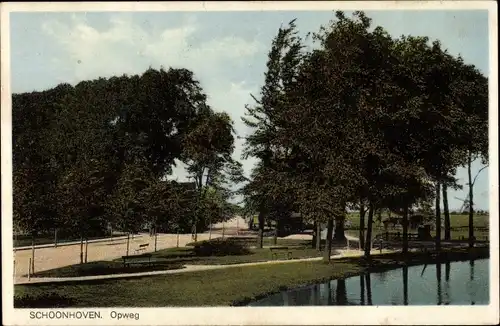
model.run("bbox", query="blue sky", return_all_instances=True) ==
[10,10,491,210]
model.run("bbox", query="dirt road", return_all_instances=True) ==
[12,216,248,277]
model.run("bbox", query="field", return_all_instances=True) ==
[344,213,489,229]
[345,213,489,241]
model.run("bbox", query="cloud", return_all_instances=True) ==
[39,13,264,187]
[41,14,263,84]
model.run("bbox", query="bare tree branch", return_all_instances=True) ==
[472,164,489,187]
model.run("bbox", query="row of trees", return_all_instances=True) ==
[241,12,488,261]
[13,67,244,268]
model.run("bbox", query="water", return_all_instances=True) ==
[249,259,489,306]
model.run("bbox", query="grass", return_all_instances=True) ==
[346,227,489,242]
[14,247,488,307]
[29,260,184,278]
[345,213,489,230]
[15,261,363,307]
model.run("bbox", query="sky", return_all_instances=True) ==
[9,9,491,211]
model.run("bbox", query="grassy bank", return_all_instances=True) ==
[15,247,488,308]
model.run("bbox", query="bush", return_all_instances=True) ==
[193,239,251,257]
[14,292,76,308]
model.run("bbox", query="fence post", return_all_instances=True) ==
[28,258,31,281]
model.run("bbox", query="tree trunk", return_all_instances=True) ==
[257,211,264,249]
[79,235,84,264]
[154,228,158,252]
[443,183,451,241]
[312,219,317,249]
[126,232,130,256]
[84,238,89,263]
[364,203,374,258]
[31,234,35,275]
[273,219,278,245]
[316,220,321,251]
[333,215,346,242]
[435,182,441,251]
[359,202,366,250]
[402,204,409,255]
[323,217,334,262]
[209,215,212,240]
[468,152,474,248]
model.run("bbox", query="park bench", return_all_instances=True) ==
[135,243,149,254]
[270,246,292,260]
[121,253,153,268]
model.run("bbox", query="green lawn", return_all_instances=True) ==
[15,247,488,308]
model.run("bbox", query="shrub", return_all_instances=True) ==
[193,238,251,257]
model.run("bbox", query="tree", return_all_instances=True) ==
[110,161,153,256]
[242,19,305,249]
[182,109,236,241]
[12,87,69,272]
[451,61,489,247]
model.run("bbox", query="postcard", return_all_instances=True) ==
[1,1,498,325]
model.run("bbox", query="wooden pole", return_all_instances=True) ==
[31,234,35,275]
[126,233,130,256]
[84,238,89,263]
[54,229,58,248]
[176,230,180,248]
[28,258,31,281]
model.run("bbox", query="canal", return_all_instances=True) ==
[249,259,489,306]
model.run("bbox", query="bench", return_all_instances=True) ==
[135,243,149,254]
[122,253,153,268]
[270,246,292,260]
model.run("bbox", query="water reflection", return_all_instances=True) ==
[436,262,442,305]
[403,266,408,305]
[249,259,489,306]
[469,259,475,305]
[336,279,347,305]
[360,275,365,305]
[365,274,373,305]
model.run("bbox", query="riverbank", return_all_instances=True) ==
[14,246,488,307]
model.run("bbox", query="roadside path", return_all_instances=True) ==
[14,234,142,251]
[14,248,395,285]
